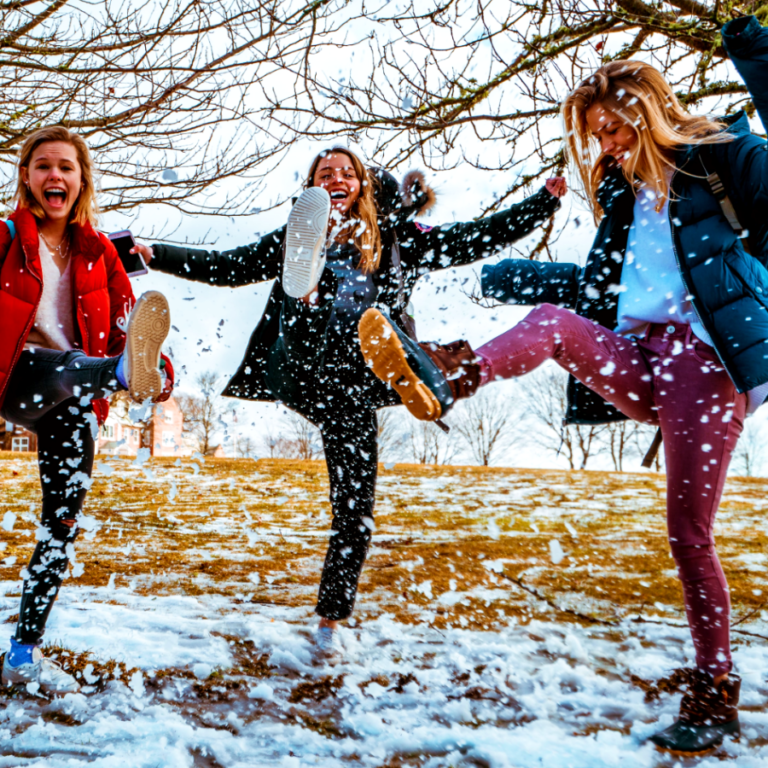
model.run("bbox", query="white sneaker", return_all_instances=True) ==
[282,187,331,298]
[123,290,171,403]
[2,648,80,695]
[314,626,343,665]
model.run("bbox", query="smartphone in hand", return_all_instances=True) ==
[109,230,148,277]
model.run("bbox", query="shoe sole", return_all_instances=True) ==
[283,187,330,298]
[125,291,171,403]
[358,308,442,421]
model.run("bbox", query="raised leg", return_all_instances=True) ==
[0,349,119,427]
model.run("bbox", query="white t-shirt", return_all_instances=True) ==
[615,183,768,413]
[24,236,76,352]
[615,184,712,345]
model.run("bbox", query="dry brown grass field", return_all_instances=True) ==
[1,452,767,767]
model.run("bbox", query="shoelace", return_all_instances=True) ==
[39,657,78,687]
[115,301,133,334]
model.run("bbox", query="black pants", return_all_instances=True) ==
[0,349,120,645]
[267,292,399,620]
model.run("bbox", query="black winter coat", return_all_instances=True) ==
[481,15,768,426]
[152,185,560,402]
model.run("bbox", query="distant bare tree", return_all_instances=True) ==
[453,388,517,466]
[261,412,323,461]
[410,421,458,466]
[233,435,256,459]
[377,407,407,462]
[176,371,222,456]
[733,418,768,477]
[517,365,604,470]
[283,412,323,461]
[597,420,646,472]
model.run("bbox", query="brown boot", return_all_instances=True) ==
[359,309,477,421]
[649,669,740,754]
[418,340,482,401]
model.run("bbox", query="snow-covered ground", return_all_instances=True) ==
[2,588,768,767]
[2,455,768,766]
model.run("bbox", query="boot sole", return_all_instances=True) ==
[651,719,740,756]
[125,291,171,403]
[654,741,737,757]
[359,308,442,421]
[283,187,330,298]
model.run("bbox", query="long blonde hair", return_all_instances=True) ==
[563,60,732,221]
[15,125,99,226]
[305,146,382,273]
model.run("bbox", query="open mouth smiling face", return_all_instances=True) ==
[24,140,83,222]
[313,153,362,216]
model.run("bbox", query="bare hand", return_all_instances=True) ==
[131,242,154,265]
[545,177,568,199]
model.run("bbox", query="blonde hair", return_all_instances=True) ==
[305,146,382,273]
[563,60,732,221]
[15,126,99,226]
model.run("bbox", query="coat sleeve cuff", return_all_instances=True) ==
[481,263,501,300]
[722,15,764,57]
[149,243,182,275]
[531,185,562,217]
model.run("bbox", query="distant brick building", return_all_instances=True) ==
[146,397,186,457]
[2,395,200,458]
[0,420,37,453]
[98,395,186,457]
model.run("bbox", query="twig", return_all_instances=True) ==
[499,571,618,627]
[502,572,768,641]
[730,599,768,629]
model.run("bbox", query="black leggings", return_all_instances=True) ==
[0,349,120,645]
[267,293,399,620]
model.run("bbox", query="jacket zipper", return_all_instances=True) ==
[668,170,742,388]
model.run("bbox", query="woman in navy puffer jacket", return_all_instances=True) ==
[360,15,768,754]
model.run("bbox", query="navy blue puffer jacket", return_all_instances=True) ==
[481,15,768,425]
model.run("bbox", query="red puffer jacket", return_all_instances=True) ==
[0,208,133,425]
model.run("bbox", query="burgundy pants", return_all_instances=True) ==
[478,303,746,677]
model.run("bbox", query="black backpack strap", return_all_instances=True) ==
[641,428,663,469]
[389,232,418,341]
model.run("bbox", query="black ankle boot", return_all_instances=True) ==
[650,669,740,754]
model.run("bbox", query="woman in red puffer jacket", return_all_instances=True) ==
[0,125,174,696]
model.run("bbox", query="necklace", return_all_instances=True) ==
[39,229,71,261]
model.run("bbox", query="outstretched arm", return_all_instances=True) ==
[135,226,286,288]
[723,15,768,136]
[481,258,582,309]
[396,184,563,273]
[721,16,768,263]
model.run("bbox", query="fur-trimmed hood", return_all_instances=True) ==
[370,168,436,220]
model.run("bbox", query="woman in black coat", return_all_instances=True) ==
[134,146,563,655]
